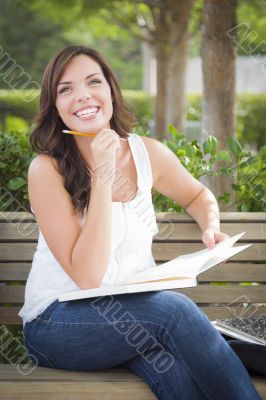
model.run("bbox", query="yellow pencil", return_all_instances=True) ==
[63,129,128,140]
[63,130,96,137]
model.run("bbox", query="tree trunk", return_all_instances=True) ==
[167,30,189,136]
[201,0,237,208]
[167,0,194,136]
[151,0,194,140]
[154,40,171,140]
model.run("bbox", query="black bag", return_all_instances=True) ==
[225,338,266,377]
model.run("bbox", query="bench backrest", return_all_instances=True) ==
[0,212,265,325]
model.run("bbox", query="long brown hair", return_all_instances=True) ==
[30,45,136,216]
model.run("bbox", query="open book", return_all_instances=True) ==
[58,232,251,302]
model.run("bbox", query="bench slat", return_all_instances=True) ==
[1,222,266,241]
[155,223,266,241]
[1,211,266,223]
[0,382,156,400]
[152,243,266,262]
[0,223,38,240]
[156,212,266,222]
[1,285,265,304]
[198,263,266,282]
[178,285,266,303]
[0,263,31,280]
[0,212,35,223]
[1,242,265,262]
[0,243,36,261]
[1,262,266,282]
[0,365,148,381]
[0,366,264,400]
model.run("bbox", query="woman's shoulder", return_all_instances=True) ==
[138,134,179,163]
[29,153,59,170]
[28,154,62,182]
[135,135,165,185]
[136,134,162,154]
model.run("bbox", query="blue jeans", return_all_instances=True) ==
[23,291,261,400]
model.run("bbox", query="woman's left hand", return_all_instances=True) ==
[202,229,229,249]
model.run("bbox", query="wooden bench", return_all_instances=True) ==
[0,211,265,399]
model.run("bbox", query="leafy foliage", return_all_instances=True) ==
[150,126,266,212]
[0,90,38,126]
[1,91,265,151]
[233,146,266,212]
[0,0,143,91]
[0,0,70,90]
[0,131,34,212]
[236,0,266,56]
[0,125,265,214]
[236,94,266,149]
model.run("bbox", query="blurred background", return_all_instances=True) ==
[0,0,265,211]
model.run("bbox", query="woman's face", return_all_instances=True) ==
[55,54,113,134]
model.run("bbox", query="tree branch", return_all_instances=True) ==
[103,12,155,44]
[132,3,155,35]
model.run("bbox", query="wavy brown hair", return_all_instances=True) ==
[30,45,136,216]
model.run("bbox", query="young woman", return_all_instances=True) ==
[19,45,260,400]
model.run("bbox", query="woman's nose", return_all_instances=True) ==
[77,89,92,101]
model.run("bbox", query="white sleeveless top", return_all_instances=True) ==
[18,134,158,326]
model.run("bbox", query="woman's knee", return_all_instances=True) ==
[148,291,210,338]
[154,291,200,319]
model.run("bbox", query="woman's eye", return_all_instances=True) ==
[58,87,71,94]
[90,79,102,85]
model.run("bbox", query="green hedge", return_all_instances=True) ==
[1,90,265,150]
[123,90,154,129]
[1,128,265,213]
[0,90,38,123]
[179,93,266,150]
[0,130,33,211]
[0,89,154,128]
[236,94,266,149]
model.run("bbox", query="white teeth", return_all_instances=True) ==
[75,107,98,117]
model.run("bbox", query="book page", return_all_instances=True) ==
[58,233,251,302]
[122,232,249,285]
[196,244,252,275]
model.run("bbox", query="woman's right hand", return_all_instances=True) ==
[89,129,120,186]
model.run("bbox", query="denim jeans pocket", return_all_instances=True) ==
[24,336,55,368]
[36,300,59,323]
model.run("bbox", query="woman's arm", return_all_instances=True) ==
[141,137,229,248]
[71,176,113,287]
[28,155,112,289]
[184,187,228,248]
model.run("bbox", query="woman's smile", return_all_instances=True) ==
[74,105,100,120]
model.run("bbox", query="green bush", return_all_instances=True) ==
[185,93,266,150]
[2,115,29,132]
[1,128,264,213]
[186,93,202,121]
[0,89,154,131]
[0,89,154,128]
[0,325,27,364]
[231,144,266,212]
[151,125,266,212]
[236,94,266,150]
[123,90,154,130]
[0,130,34,212]
[0,89,38,125]
[1,90,265,150]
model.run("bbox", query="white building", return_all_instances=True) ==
[143,46,266,94]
